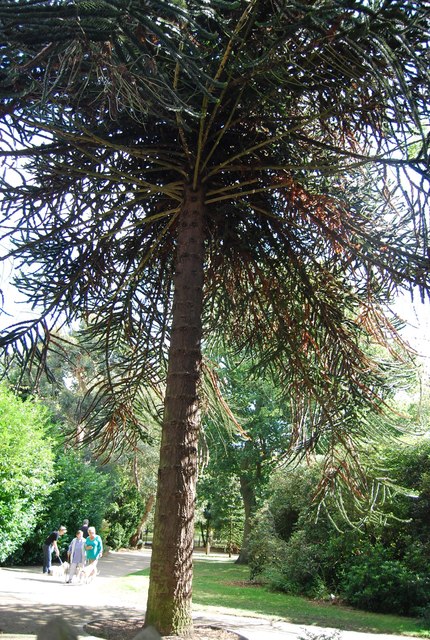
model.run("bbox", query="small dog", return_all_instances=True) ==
[77,562,98,584]
[49,561,70,582]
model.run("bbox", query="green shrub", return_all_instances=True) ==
[249,508,328,598]
[249,445,430,616]
[269,531,328,598]
[0,385,54,564]
[287,534,327,598]
[248,505,286,580]
[340,545,429,615]
[107,522,127,550]
[104,470,146,550]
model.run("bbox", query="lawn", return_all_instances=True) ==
[120,555,430,638]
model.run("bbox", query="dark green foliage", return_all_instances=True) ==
[104,469,147,549]
[0,0,221,116]
[0,384,54,563]
[380,442,430,542]
[248,440,430,615]
[247,505,288,579]
[47,450,112,535]
[196,473,244,551]
[339,544,430,616]
[248,463,337,598]
[266,530,327,599]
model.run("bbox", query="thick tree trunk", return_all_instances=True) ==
[235,475,256,565]
[145,183,205,636]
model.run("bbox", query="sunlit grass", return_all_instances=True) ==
[124,556,430,638]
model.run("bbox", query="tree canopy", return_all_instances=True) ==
[1,0,429,634]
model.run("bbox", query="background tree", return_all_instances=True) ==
[0,383,54,563]
[126,441,159,549]
[1,1,430,634]
[103,440,160,550]
[4,328,101,446]
[201,352,292,563]
[1,329,160,563]
[196,471,244,555]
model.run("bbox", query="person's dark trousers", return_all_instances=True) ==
[42,544,53,574]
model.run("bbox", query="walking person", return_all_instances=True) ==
[84,526,103,581]
[79,519,89,538]
[42,525,67,575]
[66,529,86,584]
[85,526,103,563]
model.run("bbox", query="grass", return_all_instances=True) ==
[119,554,430,638]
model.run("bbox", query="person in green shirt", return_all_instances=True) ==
[84,526,103,563]
[80,526,103,582]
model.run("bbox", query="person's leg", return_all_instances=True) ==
[77,563,86,583]
[45,544,53,574]
[42,544,51,574]
[85,559,97,581]
[68,562,77,583]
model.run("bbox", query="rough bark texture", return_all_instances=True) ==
[145,183,205,636]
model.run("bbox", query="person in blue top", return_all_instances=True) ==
[85,526,103,565]
[42,525,67,575]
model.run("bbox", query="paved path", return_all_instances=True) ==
[0,549,421,640]
[0,549,152,639]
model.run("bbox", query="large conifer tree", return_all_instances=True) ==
[1,1,429,634]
